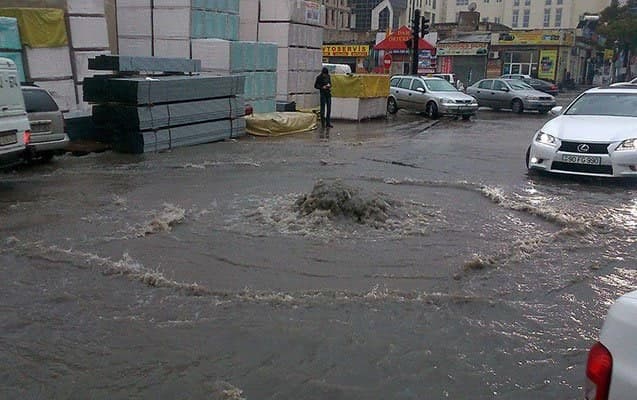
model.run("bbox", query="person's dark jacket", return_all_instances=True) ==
[314,73,331,93]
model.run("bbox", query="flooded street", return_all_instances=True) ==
[2,105,636,399]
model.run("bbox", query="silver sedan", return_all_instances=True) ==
[467,78,556,114]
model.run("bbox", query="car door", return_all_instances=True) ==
[409,78,428,110]
[471,79,494,107]
[395,77,413,109]
[492,79,512,109]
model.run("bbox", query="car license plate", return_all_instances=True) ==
[0,131,17,146]
[561,154,601,165]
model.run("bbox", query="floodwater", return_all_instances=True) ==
[1,106,636,399]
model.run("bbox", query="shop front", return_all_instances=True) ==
[436,41,488,86]
[373,26,435,75]
[322,44,371,73]
[491,30,575,82]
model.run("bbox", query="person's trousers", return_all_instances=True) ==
[320,91,332,127]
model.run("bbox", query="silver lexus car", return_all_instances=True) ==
[527,85,637,178]
[387,75,478,120]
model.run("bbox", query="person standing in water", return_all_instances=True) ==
[314,67,333,128]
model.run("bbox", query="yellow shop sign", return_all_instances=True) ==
[322,45,370,57]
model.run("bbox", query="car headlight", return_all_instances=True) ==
[525,96,541,100]
[535,131,557,146]
[441,98,456,105]
[616,138,637,151]
[470,98,478,104]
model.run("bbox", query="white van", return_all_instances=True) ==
[322,63,352,74]
[0,57,29,168]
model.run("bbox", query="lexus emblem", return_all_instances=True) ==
[577,144,590,153]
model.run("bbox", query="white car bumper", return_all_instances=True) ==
[529,142,637,177]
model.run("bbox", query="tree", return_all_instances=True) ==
[598,0,637,51]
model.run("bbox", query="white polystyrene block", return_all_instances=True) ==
[153,8,190,39]
[117,7,152,36]
[153,38,191,59]
[25,47,72,79]
[239,0,258,23]
[259,0,324,26]
[116,0,151,6]
[331,97,387,120]
[66,0,104,15]
[117,36,152,56]
[153,0,190,7]
[69,16,109,49]
[239,22,258,41]
[35,79,77,112]
[73,50,111,83]
[191,38,231,72]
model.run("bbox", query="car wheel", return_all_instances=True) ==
[461,115,471,121]
[512,99,524,114]
[387,98,398,114]
[426,102,439,119]
[525,145,531,169]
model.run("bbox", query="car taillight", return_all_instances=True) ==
[24,130,31,145]
[585,342,613,400]
[550,85,558,90]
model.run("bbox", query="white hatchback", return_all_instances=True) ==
[527,86,637,177]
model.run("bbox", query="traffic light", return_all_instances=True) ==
[411,9,421,37]
[420,17,430,37]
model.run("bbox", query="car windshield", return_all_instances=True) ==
[507,80,533,90]
[565,93,637,117]
[424,79,457,92]
[22,89,59,113]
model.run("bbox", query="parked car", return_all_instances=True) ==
[500,73,532,80]
[387,75,478,120]
[322,63,352,74]
[21,85,69,162]
[526,85,637,178]
[609,77,637,87]
[0,57,30,169]
[521,78,559,96]
[584,290,637,400]
[466,78,556,113]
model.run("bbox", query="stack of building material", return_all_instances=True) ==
[66,0,111,111]
[330,74,390,121]
[192,39,277,113]
[0,8,77,112]
[117,0,153,56]
[0,17,24,82]
[84,59,245,154]
[191,0,240,41]
[154,0,191,58]
[239,0,258,41]
[257,0,324,109]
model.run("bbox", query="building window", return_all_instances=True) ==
[524,0,531,5]
[545,0,551,4]
[484,0,489,3]
[432,0,436,9]
[494,16,501,23]
[555,8,562,26]
[512,9,519,27]
[543,8,550,27]
[513,0,519,6]
[556,0,562,4]
[482,17,489,22]
[523,9,530,27]
[456,0,469,5]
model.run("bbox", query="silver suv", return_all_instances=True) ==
[387,75,478,120]
[22,85,69,162]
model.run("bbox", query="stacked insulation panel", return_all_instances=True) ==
[0,8,76,111]
[192,39,277,113]
[256,0,324,109]
[117,0,153,56]
[66,0,111,111]
[84,61,246,154]
[191,0,240,41]
[0,17,24,82]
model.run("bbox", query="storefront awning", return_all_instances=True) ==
[374,26,435,51]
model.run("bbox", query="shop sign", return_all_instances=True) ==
[322,45,370,57]
[496,30,574,46]
[437,42,488,56]
[603,49,614,61]
[538,49,558,80]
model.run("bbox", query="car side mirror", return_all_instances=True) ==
[502,87,510,92]
[416,87,425,93]
[550,106,563,116]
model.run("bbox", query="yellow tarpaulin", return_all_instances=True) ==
[0,8,67,48]
[246,112,318,137]
[331,74,390,99]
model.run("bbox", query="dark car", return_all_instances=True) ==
[21,85,69,162]
[501,74,558,96]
